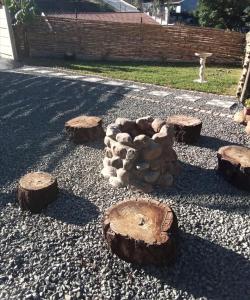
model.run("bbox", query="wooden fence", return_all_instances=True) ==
[15,16,245,65]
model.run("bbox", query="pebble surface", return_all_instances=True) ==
[0,68,249,300]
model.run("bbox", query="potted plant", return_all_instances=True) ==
[244,99,250,116]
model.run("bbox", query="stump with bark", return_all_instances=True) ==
[217,145,250,191]
[245,122,250,135]
[103,198,178,265]
[65,116,104,144]
[17,172,58,213]
[167,115,202,144]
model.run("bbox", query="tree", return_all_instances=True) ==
[152,0,183,24]
[4,0,37,25]
[243,6,250,28]
[196,0,250,31]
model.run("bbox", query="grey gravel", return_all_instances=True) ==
[0,67,249,300]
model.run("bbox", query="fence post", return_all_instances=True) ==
[139,16,143,59]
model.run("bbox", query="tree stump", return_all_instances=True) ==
[17,172,58,213]
[103,198,178,265]
[167,115,202,144]
[234,110,250,126]
[65,116,104,144]
[233,110,246,125]
[245,122,250,135]
[217,145,250,191]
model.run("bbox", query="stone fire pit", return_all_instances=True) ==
[101,117,180,192]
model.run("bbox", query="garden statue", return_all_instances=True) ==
[194,52,213,83]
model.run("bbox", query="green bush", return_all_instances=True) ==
[244,99,250,108]
[196,0,249,31]
[4,0,37,25]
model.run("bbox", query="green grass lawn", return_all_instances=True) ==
[28,59,242,96]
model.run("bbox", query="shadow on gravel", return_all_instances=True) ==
[141,231,250,300]
[66,139,105,150]
[0,71,126,187]
[0,58,22,70]
[198,135,242,151]
[157,161,249,214]
[0,191,16,211]
[45,189,99,225]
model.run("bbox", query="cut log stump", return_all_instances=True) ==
[65,115,104,144]
[167,115,202,144]
[103,198,178,265]
[217,145,250,191]
[17,172,58,213]
[233,110,250,126]
[233,110,246,125]
[245,122,250,135]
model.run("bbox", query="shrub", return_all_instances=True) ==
[4,0,37,25]
[244,99,250,108]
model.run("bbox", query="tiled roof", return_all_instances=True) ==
[48,12,158,25]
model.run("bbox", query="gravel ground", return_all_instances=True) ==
[0,69,249,300]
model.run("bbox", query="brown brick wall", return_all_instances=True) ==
[15,16,245,65]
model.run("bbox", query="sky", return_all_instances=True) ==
[181,0,198,12]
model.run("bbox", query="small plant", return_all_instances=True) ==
[244,99,250,108]
[4,0,37,25]
[243,98,250,116]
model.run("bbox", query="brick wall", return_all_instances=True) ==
[15,16,245,65]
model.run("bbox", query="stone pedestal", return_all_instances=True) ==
[194,52,212,83]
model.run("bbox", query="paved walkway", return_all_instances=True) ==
[8,65,238,120]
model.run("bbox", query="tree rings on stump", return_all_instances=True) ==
[65,115,104,144]
[167,115,202,144]
[103,198,178,265]
[17,172,58,213]
[217,145,250,191]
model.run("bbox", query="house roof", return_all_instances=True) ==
[48,12,158,25]
[35,0,114,13]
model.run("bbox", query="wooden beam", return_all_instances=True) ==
[240,63,250,103]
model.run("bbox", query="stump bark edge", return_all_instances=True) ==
[167,115,202,144]
[65,115,104,144]
[17,172,58,213]
[103,198,178,265]
[217,145,250,191]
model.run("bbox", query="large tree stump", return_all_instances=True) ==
[234,110,250,126]
[65,116,104,144]
[233,110,247,125]
[17,172,58,213]
[103,198,178,265]
[217,145,250,191]
[167,115,202,144]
